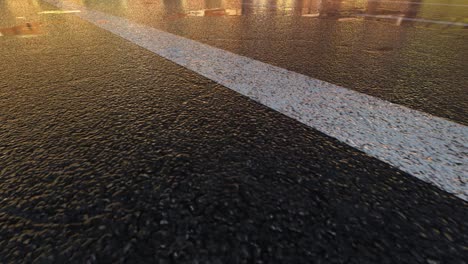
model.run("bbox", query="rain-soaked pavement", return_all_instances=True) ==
[63,0,468,124]
[0,0,467,263]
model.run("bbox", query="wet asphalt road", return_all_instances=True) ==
[1,0,468,263]
[67,0,468,125]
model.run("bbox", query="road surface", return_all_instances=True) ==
[0,0,467,263]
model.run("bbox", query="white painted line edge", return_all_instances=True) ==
[242,0,468,8]
[42,0,468,201]
[357,14,468,27]
[38,10,81,14]
[365,0,468,7]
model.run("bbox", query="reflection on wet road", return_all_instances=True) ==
[1,0,466,198]
[75,0,468,25]
[1,0,467,263]
[0,22,42,37]
[37,0,467,124]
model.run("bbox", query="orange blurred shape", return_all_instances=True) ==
[0,22,42,37]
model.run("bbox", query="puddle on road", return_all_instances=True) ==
[0,22,42,38]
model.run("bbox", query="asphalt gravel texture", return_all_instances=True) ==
[77,0,468,125]
[0,2,467,263]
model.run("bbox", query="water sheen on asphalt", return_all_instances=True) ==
[0,0,467,263]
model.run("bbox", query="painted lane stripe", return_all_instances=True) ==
[241,0,468,8]
[42,0,468,200]
[359,0,468,7]
[38,10,81,14]
[357,14,468,27]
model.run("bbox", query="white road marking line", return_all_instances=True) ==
[241,0,468,8]
[38,10,81,14]
[42,0,468,201]
[364,0,468,7]
[358,14,468,27]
